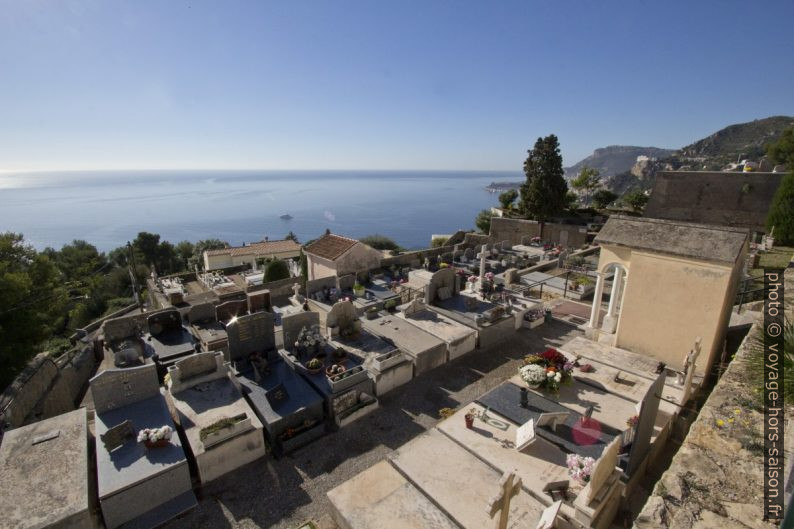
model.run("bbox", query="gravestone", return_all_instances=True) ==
[326,300,358,335]
[91,364,161,414]
[215,300,248,323]
[282,311,320,351]
[464,247,476,260]
[515,419,536,452]
[147,308,182,336]
[168,351,226,394]
[247,290,271,313]
[501,240,511,250]
[626,372,665,476]
[100,419,135,452]
[536,501,562,529]
[188,302,216,324]
[586,436,620,503]
[226,312,276,362]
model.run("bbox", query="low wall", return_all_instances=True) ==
[247,276,301,298]
[0,344,96,430]
[489,217,588,248]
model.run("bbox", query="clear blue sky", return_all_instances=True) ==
[1,1,792,172]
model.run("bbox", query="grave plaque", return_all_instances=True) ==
[515,419,536,452]
[216,300,247,323]
[282,312,319,351]
[332,390,358,416]
[100,420,135,452]
[536,500,562,529]
[266,383,290,408]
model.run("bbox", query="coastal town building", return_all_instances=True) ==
[203,238,301,271]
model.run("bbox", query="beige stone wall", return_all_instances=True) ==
[614,251,737,374]
[204,249,300,271]
[308,254,338,281]
[336,244,383,276]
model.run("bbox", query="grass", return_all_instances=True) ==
[757,245,794,269]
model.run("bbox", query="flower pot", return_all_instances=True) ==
[465,415,474,429]
[326,365,346,377]
[527,382,541,390]
[144,439,170,449]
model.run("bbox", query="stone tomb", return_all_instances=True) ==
[227,312,325,455]
[0,408,93,529]
[143,308,197,373]
[361,312,447,377]
[573,437,624,529]
[188,302,228,357]
[166,352,266,483]
[396,301,477,361]
[280,313,378,428]
[389,429,545,528]
[476,382,617,460]
[328,460,459,529]
[90,364,196,529]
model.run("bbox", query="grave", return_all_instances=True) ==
[143,308,197,374]
[0,408,92,529]
[166,352,266,483]
[361,312,447,377]
[572,436,624,529]
[520,271,595,300]
[389,429,544,528]
[90,364,196,529]
[226,312,325,454]
[476,382,616,460]
[396,301,477,361]
[280,313,378,428]
[327,461,459,529]
[187,302,228,357]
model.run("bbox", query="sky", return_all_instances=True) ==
[1,0,793,172]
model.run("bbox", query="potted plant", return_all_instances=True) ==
[305,358,323,374]
[353,281,365,297]
[464,408,477,429]
[519,348,574,392]
[137,425,173,448]
[333,347,348,361]
[384,299,397,312]
[326,363,346,377]
[519,364,546,389]
[365,306,380,320]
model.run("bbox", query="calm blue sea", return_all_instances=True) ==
[0,170,521,252]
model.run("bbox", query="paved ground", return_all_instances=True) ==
[162,320,583,529]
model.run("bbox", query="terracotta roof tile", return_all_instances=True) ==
[304,233,359,261]
[205,239,301,258]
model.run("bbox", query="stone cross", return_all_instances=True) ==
[487,470,522,529]
[679,337,702,405]
[479,244,487,290]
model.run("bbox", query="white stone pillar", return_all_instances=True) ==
[606,268,623,317]
[588,272,605,329]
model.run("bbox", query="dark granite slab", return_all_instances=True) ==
[476,382,616,459]
[145,327,196,362]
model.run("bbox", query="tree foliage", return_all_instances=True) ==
[285,231,299,243]
[592,189,618,209]
[263,259,290,282]
[475,209,494,234]
[766,172,794,245]
[0,233,68,388]
[767,127,794,167]
[359,234,401,251]
[622,189,649,212]
[518,134,569,221]
[498,189,518,209]
[570,166,601,206]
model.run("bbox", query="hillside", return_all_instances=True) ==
[564,145,675,180]
[598,115,794,195]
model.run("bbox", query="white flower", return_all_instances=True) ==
[555,373,562,383]
[547,371,555,378]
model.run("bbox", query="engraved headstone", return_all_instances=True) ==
[90,364,160,414]
[215,300,248,323]
[586,435,620,503]
[100,420,135,452]
[226,312,275,361]
[282,311,320,351]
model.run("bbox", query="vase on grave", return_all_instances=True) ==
[144,439,170,449]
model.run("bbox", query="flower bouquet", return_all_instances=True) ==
[137,425,173,448]
[326,364,346,377]
[295,325,325,357]
[566,453,595,485]
[519,364,546,389]
[519,348,574,392]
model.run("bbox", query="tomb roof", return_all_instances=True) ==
[304,233,360,261]
[595,215,748,265]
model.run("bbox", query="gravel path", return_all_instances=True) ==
[163,321,582,529]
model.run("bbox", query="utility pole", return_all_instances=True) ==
[127,242,142,308]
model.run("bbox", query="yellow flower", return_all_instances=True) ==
[728,418,734,424]
[716,419,725,428]
[733,409,741,415]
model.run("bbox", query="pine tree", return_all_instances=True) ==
[518,135,568,221]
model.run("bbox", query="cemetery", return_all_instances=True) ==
[395,295,478,361]
[143,308,199,376]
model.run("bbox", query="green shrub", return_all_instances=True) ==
[264,259,290,282]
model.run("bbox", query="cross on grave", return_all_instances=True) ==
[679,337,701,405]
[487,470,522,529]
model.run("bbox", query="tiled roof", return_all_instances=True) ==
[205,239,301,258]
[304,233,359,261]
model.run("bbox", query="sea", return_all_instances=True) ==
[0,170,522,252]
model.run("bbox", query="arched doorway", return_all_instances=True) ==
[587,262,628,334]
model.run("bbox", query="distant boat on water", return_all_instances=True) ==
[280,213,293,220]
